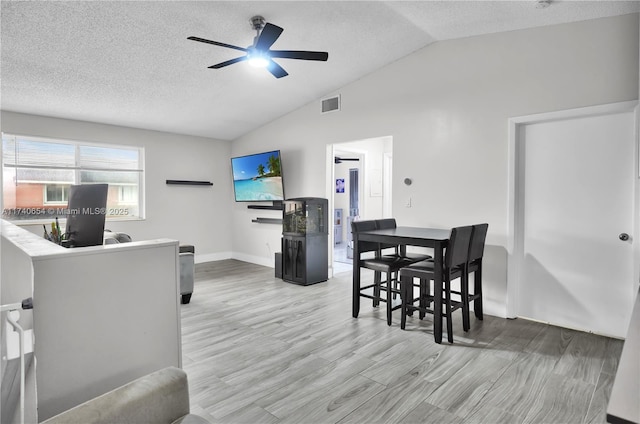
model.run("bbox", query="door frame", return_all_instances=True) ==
[506,100,639,319]
[383,152,393,217]
[326,144,366,276]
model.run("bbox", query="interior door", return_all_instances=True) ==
[518,110,635,337]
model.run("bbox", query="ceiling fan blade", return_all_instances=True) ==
[270,50,328,61]
[209,56,248,69]
[255,23,283,51]
[187,36,247,52]
[267,60,288,78]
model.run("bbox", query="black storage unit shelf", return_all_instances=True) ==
[247,201,283,210]
[281,197,328,286]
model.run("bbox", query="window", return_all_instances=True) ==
[44,184,69,204]
[2,134,144,221]
[118,185,137,204]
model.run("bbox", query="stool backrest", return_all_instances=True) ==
[351,220,379,254]
[375,218,397,230]
[469,223,489,263]
[375,218,400,252]
[446,225,473,269]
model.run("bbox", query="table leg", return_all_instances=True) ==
[352,235,360,318]
[433,240,444,344]
[400,273,408,329]
[419,280,426,320]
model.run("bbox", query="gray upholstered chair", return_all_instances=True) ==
[42,367,210,424]
[103,230,132,245]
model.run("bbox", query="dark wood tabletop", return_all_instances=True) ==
[355,226,451,247]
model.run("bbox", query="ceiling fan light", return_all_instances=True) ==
[248,50,269,68]
[248,57,269,68]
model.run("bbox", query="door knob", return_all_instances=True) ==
[619,233,630,241]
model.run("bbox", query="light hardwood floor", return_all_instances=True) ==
[182,259,623,424]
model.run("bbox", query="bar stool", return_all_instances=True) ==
[399,225,473,343]
[463,223,488,329]
[375,218,431,262]
[441,223,488,331]
[352,220,421,325]
[375,218,431,299]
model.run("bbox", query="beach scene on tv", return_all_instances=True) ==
[232,151,284,201]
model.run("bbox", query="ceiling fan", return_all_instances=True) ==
[188,16,328,78]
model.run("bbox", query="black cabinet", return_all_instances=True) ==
[282,197,328,285]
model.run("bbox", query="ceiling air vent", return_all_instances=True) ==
[321,95,340,113]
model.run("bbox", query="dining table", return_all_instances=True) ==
[352,226,451,343]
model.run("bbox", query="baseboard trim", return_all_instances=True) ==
[482,300,507,319]
[195,252,232,264]
[231,252,274,268]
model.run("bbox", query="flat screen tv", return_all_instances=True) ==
[231,150,284,202]
[64,183,109,247]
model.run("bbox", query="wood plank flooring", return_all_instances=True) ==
[182,260,623,424]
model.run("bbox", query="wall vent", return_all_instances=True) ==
[321,95,340,113]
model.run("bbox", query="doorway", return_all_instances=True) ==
[333,151,362,271]
[508,101,637,338]
[328,136,393,275]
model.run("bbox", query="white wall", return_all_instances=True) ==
[230,14,639,317]
[637,16,640,291]
[334,135,390,219]
[0,111,233,262]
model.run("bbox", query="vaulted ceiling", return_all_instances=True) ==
[2,1,638,141]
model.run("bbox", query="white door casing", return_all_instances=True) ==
[508,101,638,338]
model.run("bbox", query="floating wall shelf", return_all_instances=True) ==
[166,180,213,186]
[252,218,283,224]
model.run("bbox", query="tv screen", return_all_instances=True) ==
[231,150,284,202]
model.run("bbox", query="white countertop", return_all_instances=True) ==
[1,219,178,260]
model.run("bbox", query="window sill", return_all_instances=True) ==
[3,216,145,226]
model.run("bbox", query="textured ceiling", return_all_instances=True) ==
[1,1,639,141]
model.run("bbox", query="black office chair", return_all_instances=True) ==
[352,220,423,325]
[399,225,473,343]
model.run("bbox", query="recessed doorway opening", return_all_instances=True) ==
[327,136,393,277]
